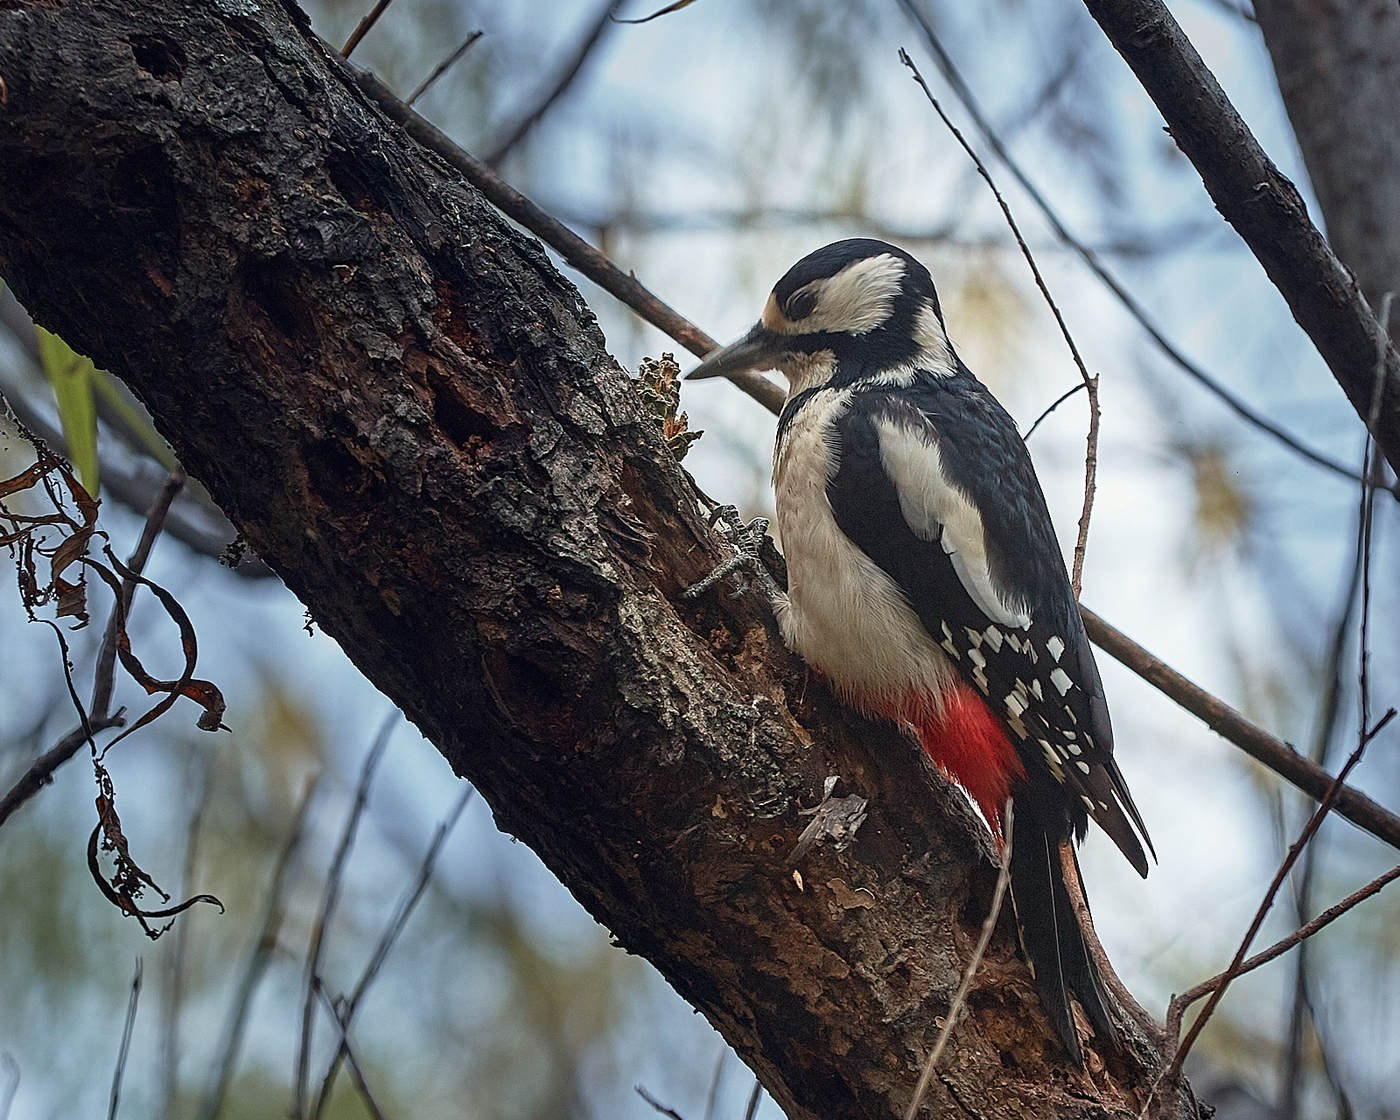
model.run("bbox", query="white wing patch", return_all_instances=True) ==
[873,416,1031,631]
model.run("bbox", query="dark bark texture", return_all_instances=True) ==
[1083,0,1400,478]
[1254,0,1400,314]
[0,3,1201,1116]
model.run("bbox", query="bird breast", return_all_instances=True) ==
[772,388,959,718]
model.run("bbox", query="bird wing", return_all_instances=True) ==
[826,379,1152,874]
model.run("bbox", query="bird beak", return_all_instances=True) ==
[686,323,784,381]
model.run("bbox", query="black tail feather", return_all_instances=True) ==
[1007,797,1119,1065]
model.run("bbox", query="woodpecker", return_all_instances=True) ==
[686,238,1152,1064]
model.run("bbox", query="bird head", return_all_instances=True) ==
[686,238,955,392]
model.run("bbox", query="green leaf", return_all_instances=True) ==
[90,369,180,472]
[35,326,100,494]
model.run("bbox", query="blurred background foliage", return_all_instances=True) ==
[1,1,1397,1117]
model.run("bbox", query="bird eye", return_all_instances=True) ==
[785,289,817,321]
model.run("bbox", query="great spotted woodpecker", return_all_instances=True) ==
[686,238,1152,1064]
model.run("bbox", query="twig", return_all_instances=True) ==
[636,1084,686,1119]
[1171,860,1400,1021]
[481,2,618,166]
[336,56,785,416]
[107,958,143,1120]
[1279,292,1393,1118]
[532,199,1213,258]
[901,49,1100,595]
[0,713,126,831]
[159,751,214,1118]
[1203,0,1259,23]
[1023,382,1087,443]
[1082,606,1400,852]
[314,982,390,1120]
[1156,707,1394,1094]
[896,0,1386,495]
[703,1045,726,1120]
[0,470,182,832]
[91,471,186,717]
[341,0,395,58]
[742,1077,762,1120]
[904,801,1013,1120]
[405,30,483,107]
[198,779,319,1120]
[1280,506,1366,1120]
[295,714,396,1119]
[1358,295,1392,739]
[311,785,474,1120]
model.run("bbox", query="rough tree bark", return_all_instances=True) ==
[0,2,1201,1117]
[1254,0,1400,314]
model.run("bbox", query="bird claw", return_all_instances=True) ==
[683,504,783,604]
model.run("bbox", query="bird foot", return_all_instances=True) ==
[683,504,784,606]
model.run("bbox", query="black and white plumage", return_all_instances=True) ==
[687,238,1152,1064]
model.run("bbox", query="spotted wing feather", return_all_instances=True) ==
[826,374,1152,874]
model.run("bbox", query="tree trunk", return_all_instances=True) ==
[1254,0,1400,315]
[0,2,1201,1116]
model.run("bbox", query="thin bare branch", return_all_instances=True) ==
[0,712,125,831]
[1203,0,1259,24]
[159,751,214,1119]
[340,0,395,58]
[92,471,185,717]
[703,1046,726,1120]
[0,466,181,831]
[1023,382,1088,443]
[482,2,618,166]
[295,715,395,1119]
[1158,707,1394,1095]
[1083,606,1400,852]
[312,785,474,1120]
[1172,860,1400,1019]
[742,1077,762,1120]
[314,981,390,1120]
[613,0,698,23]
[198,779,319,1120]
[405,30,483,108]
[537,199,1215,259]
[897,0,1386,495]
[1280,502,1367,1120]
[107,958,143,1120]
[901,49,1100,595]
[636,1085,687,1119]
[905,801,1013,1120]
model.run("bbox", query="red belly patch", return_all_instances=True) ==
[906,684,1024,837]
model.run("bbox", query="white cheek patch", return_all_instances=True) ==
[766,254,906,337]
[874,416,1031,630]
[809,254,904,335]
